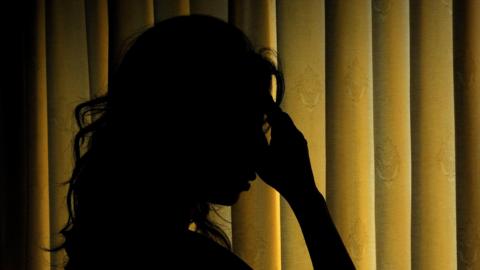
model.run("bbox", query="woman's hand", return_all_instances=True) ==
[256,104,318,201]
[255,100,356,269]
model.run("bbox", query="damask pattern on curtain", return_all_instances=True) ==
[1,0,479,270]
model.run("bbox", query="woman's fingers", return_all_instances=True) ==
[256,105,313,194]
[267,109,306,147]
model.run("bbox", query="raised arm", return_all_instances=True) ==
[285,184,355,269]
[256,103,355,269]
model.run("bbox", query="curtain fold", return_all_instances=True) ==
[325,1,376,269]
[26,0,51,269]
[85,0,109,97]
[372,0,411,269]
[454,1,480,270]
[2,1,479,269]
[109,0,154,70]
[154,0,190,22]
[410,1,457,269]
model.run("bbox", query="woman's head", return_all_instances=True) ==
[104,15,283,205]
[59,15,283,267]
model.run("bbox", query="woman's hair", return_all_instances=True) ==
[54,15,284,269]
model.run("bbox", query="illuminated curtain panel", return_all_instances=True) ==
[85,0,109,97]
[454,1,480,269]
[109,0,154,69]
[189,0,232,242]
[45,0,91,266]
[154,0,190,22]
[277,0,325,269]
[26,0,50,269]
[410,1,457,269]
[325,1,376,269]
[229,1,281,269]
[372,0,411,269]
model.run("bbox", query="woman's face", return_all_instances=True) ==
[192,103,267,206]
[122,105,266,207]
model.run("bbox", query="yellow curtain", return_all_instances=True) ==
[410,1,457,269]
[372,0,411,269]
[2,0,479,269]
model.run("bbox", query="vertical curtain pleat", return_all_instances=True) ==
[411,1,457,269]
[45,0,91,267]
[108,0,155,70]
[325,1,376,269]
[228,0,276,55]
[454,1,480,269]
[229,1,281,269]
[277,0,325,269]
[154,0,190,23]
[85,0,109,97]
[372,0,411,269]
[26,0,51,269]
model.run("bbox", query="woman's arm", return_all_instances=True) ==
[285,187,355,269]
[256,102,355,269]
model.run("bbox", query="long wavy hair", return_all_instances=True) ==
[54,15,284,269]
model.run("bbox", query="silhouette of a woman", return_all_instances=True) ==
[56,15,355,269]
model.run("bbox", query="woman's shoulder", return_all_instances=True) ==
[172,230,253,269]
